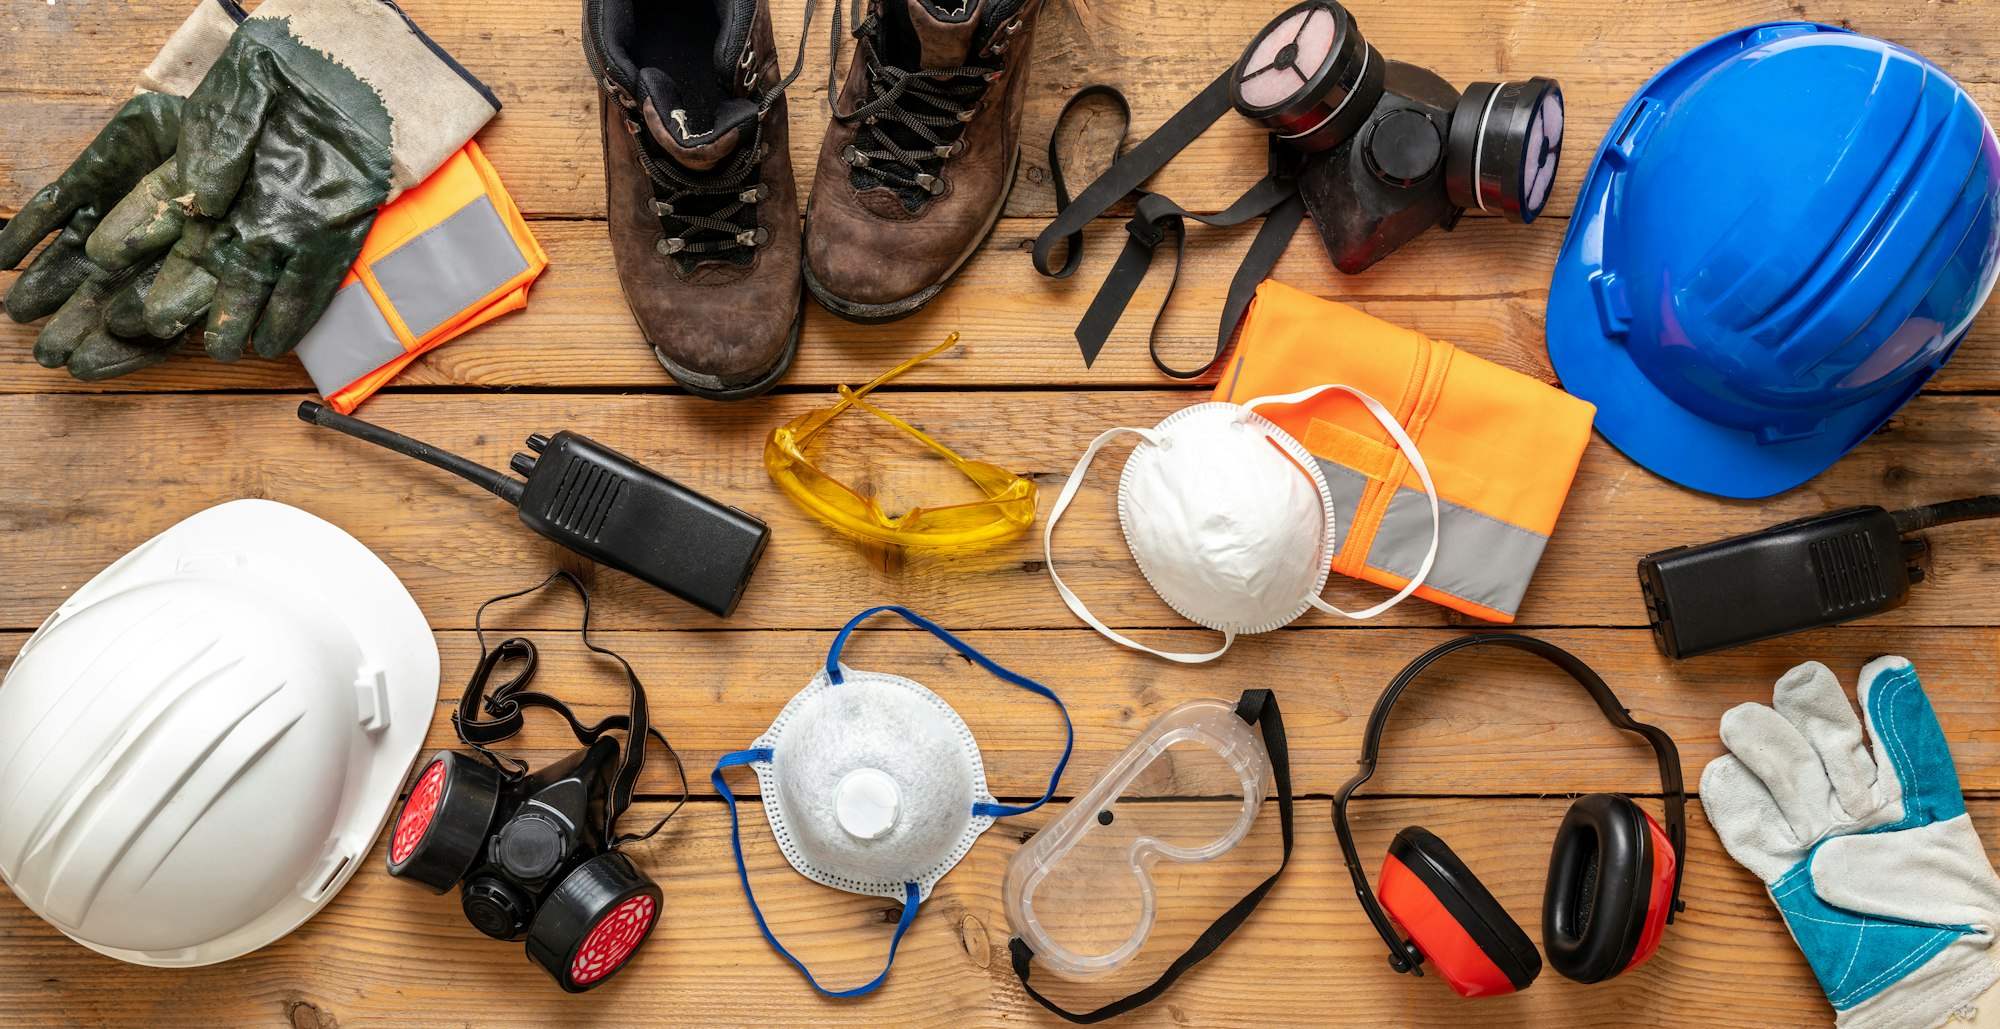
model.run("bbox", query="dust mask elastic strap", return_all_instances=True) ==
[1045,385,1439,661]
[1240,384,1441,620]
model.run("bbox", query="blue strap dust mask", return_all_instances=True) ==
[713,605,1073,997]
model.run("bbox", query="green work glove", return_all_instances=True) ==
[89,0,499,364]
[0,0,244,379]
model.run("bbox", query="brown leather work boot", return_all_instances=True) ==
[586,0,802,400]
[803,0,1043,322]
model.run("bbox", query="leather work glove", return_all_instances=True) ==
[87,0,499,366]
[1703,658,2000,1029]
[0,0,244,379]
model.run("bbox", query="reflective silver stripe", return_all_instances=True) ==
[1313,457,1368,556]
[296,282,404,398]
[372,194,530,338]
[1366,486,1549,616]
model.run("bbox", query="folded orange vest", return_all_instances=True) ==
[1213,280,1596,622]
[295,141,548,413]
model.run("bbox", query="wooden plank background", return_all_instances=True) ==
[2,0,1998,1026]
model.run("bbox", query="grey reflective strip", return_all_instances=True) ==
[295,282,405,398]
[1313,457,1367,556]
[372,194,530,338]
[1366,486,1550,616]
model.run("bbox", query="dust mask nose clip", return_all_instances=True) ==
[1045,383,1441,662]
[712,605,1074,998]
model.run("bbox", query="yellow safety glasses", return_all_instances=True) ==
[765,334,1038,547]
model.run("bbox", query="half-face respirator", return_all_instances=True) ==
[384,572,689,992]
[1035,0,1563,376]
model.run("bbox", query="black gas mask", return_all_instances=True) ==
[1034,0,1563,377]
[384,571,689,992]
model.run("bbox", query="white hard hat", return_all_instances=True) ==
[0,499,438,966]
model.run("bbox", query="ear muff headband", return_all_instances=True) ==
[1331,634,1687,977]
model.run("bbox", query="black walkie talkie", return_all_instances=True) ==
[299,402,768,617]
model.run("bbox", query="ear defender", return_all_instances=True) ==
[1543,794,1678,981]
[1378,828,1541,997]
[1332,635,1688,999]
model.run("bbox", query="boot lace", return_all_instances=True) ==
[829,1,1022,203]
[627,0,818,263]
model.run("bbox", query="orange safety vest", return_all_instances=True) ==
[295,141,548,414]
[1213,280,1596,622]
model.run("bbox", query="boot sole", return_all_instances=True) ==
[651,302,803,402]
[802,150,1020,325]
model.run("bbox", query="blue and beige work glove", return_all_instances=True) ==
[0,0,244,379]
[1704,658,2000,1029]
[85,0,499,367]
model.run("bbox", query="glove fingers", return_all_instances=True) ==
[1773,660,1879,819]
[34,276,118,369]
[87,161,189,276]
[1857,657,1965,825]
[101,257,165,339]
[143,246,220,340]
[178,38,275,218]
[204,271,276,364]
[0,185,74,270]
[1812,816,2000,927]
[5,217,99,323]
[62,324,183,382]
[254,224,370,358]
[1700,755,1802,883]
[1720,700,1839,846]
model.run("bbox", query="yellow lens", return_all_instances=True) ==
[765,335,1038,547]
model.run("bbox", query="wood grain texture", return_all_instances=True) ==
[5,390,2000,634]
[7,625,1996,798]
[0,797,1929,1027]
[5,1,2000,1026]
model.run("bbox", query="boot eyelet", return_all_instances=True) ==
[842,145,869,167]
[743,68,758,88]
[955,109,977,123]
[933,142,964,159]
[650,198,675,216]
[736,227,770,247]
[739,184,769,203]
[738,48,757,69]
[915,173,946,196]
[658,237,687,255]
[1005,18,1023,33]
[989,40,1009,54]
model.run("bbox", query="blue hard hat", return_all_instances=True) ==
[1546,23,2000,499]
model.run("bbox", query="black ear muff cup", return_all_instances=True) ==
[1543,793,1655,983]
[527,851,663,993]
[386,750,505,892]
[1389,827,1542,990]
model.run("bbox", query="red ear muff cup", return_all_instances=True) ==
[526,851,662,993]
[1624,810,1678,973]
[1381,828,1541,997]
[385,751,505,893]
[1542,794,1654,983]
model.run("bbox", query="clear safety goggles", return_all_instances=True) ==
[1005,696,1282,980]
[765,334,1038,547]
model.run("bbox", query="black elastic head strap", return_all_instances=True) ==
[455,570,691,849]
[1009,689,1293,1024]
[1331,634,1687,975]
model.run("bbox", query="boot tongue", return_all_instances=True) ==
[636,67,759,172]
[899,0,989,70]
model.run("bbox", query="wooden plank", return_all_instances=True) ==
[7,217,1998,396]
[5,1,1998,220]
[5,389,2000,633]
[6,625,1994,797]
[0,796,1885,1027]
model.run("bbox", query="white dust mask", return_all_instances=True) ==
[712,606,1072,997]
[1046,385,1440,662]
